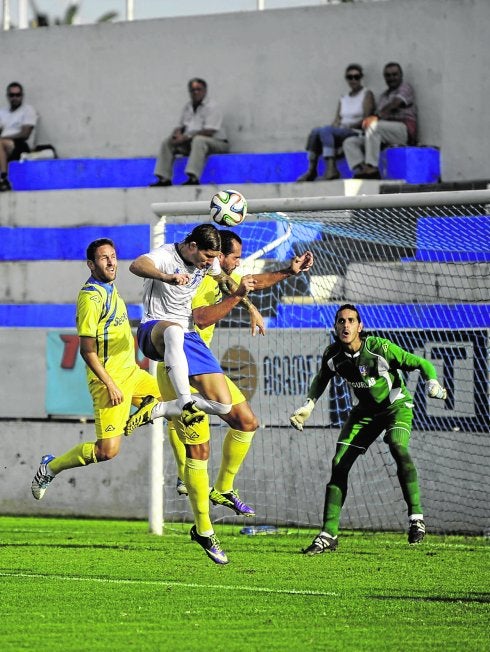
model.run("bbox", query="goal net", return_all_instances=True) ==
[151,190,490,535]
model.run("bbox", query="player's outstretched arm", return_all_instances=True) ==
[289,398,315,431]
[289,363,332,430]
[426,379,447,400]
[248,304,266,336]
[251,251,315,291]
[192,275,256,330]
[212,274,265,336]
[129,255,190,284]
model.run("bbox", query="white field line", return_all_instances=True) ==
[0,571,338,597]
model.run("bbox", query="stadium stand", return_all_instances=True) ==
[8,146,440,191]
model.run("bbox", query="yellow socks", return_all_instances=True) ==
[214,428,255,494]
[48,442,98,475]
[167,421,186,480]
[185,457,213,536]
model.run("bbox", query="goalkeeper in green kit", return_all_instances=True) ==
[290,304,447,554]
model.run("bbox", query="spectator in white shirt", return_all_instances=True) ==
[0,82,38,192]
[150,78,229,187]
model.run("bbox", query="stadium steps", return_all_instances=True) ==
[8,147,440,191]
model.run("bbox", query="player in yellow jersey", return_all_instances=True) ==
[125,230,313,563]
[31,238,163,500]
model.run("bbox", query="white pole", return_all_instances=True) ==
[126,0,134,21]
[2,0,10,30]
[148,215,166,535]
[18,0,28,28]
[148,360,164,535]
[257,0,265,9]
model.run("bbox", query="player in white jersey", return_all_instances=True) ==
[128,224,257,564]
[130,224,255,432]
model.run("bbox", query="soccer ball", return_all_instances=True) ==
[210,189,247,227]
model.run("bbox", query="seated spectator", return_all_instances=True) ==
[150,78,229,187]
[297,64,375,182]
[0,82,38,192]
[343,62,417,179]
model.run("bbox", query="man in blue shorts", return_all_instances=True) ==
[127,224,258,564]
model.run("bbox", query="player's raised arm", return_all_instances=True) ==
[251,251,315,291]
[192,274,257,330]
[129,254,190,285]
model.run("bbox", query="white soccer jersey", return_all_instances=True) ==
[140,243,209,330]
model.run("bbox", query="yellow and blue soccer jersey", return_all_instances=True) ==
[192,270,241,346]
[76,277,135,382]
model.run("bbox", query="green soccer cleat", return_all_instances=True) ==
[302,532,338,555]
[408,519,426,544]
[124,395,159,436]
[209,487,255,517]
[190,525,229,565]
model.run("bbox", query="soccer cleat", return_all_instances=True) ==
[209,487,255,517]
[408,519,426,544]
[31,454,56,500]
[302,532,338,555]
[124,395,158,436]
[180,401,206,427]
[176,477,188,496]
[190,525,229,565]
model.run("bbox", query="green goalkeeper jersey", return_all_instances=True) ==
[309,335,438,412]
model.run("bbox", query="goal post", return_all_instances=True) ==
[149,189,490,535]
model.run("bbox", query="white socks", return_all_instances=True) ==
[163,325,191,408]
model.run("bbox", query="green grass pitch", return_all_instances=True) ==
[0,516,488,651]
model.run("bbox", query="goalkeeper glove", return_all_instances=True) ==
[289,398,315,431]
[426,379,447,400]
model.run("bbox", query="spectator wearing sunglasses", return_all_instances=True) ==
[343,62,417,179]
[297,64,375,182]
[0,82,38,192]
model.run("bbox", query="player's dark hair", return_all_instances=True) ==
[86,238,115,261]
[219,229,242,255]
[188,77,207,91]
[184,224,221,251]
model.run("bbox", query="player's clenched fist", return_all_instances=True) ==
[426,379,447,400]
[289,398,315,431]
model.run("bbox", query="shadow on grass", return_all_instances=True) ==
[0,542,161,551]
[370,592,490,604]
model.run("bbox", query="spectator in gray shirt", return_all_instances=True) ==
[150,78,229,187]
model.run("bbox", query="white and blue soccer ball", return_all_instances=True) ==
[210,189,247,227]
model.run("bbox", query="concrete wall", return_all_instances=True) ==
[2,419,486,534]
[0,0,488,181]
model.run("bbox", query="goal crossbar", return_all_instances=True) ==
[152,188,490,218]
